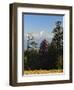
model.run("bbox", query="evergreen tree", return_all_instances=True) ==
[51,21,63,54]
[39,39,49,69]
[39,39,49,56]
[50,21,63,69]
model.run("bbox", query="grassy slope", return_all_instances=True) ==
[24,69,63,74]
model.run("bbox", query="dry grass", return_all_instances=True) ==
[24,69,63,74]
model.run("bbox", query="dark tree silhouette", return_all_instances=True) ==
[39,39,49,55]
[50,21,63,69]
[51,21,63,53]
[39,39,49,69]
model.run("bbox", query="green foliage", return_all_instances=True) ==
[50,21,63,69]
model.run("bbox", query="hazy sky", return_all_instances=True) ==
[23,14,63,33]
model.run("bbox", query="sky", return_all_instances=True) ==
[23,14,63,33]
[23,14,63,50]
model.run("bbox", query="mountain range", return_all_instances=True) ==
[24,31,54,50]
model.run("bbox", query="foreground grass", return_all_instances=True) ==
[24,69,63,74]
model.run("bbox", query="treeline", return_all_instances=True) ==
[24,21,63,70]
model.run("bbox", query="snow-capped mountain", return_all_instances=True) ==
[24,31,54,50]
